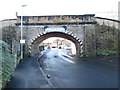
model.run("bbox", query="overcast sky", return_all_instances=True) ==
[0,0,119,20]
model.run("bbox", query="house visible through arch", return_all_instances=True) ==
[29,31,82,56]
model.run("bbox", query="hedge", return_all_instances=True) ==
[0,40,15,89]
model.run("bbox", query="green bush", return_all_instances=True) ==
[97,50,118,56]
[0,40,15,89]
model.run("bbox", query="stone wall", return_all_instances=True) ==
[95,24,118,55]
[17,15,95,24]
[2,15,119,57]
[15,15,96,56]
[95,17,119,29]
[67,25,84,41]
[83,24,96,57]
[95,17,119,56]
[2,26,17,49]
[1,19,20,59]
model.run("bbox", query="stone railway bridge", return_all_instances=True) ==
[1,14,119,57]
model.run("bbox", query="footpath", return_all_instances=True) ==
[4,55,52,89]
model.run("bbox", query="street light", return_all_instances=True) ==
[20,5,27,60]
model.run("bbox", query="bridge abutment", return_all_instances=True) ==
[31,44,40,56]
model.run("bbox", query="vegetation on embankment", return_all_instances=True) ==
[95,24,119,56]
[84,24,119,57]
[0,40,16,89]
[96,50,118,56]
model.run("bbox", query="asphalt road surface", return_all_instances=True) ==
[39,48,118,88]
[5,48,118,89]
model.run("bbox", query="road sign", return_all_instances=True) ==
[20,39,25,43]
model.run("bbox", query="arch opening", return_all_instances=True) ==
[39,37,76,55]
[30,32,82,56]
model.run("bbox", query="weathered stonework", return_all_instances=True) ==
[1,14,119,57]
[15,15,96,56]
[17,15,95,24]
[95,17,119,56]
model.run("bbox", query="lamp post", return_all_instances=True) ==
[20,5,27,60]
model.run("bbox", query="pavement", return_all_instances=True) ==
[5,55,53,89]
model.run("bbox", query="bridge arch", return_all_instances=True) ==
[29,31,83,56]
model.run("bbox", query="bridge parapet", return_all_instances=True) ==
[95,17,120,29]
[0,19,17,27]
[16,14,96,25]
